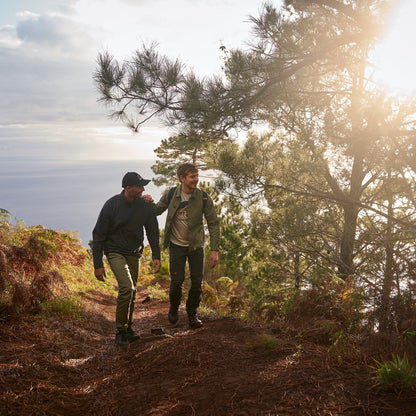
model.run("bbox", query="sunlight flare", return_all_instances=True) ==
[373,0,416,95]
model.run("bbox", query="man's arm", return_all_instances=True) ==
[209,251,219,268]
[203,194,220,252]
[142,190,170,216]
[144,210,161,273]
[94,267,106,281]
[153,189,171,216]
[152,259,161,273]
[92,200,112,280]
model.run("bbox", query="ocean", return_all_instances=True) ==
[0,159,165,247]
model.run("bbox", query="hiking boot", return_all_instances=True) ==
[188,314,203,329]
[168,309,178,324]
[115,331,129,346]
[126,327,141,343]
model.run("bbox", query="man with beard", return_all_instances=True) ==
[92,172,161,346]
[153,163,220,328]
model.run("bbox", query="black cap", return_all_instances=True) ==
[122,172,151,188]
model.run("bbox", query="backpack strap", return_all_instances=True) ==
[167,186,208,210]
[167,186,177,204]
[201,190,208,210]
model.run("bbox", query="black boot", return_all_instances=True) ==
[188,313,202,329]
[115,331,129,346]
[168,308,178,324]
[126,327,141,343]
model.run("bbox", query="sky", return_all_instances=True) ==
[0,0,269,161]
[372,0,416,95]
[0,0,415,162]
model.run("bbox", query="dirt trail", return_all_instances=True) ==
[1,289,415,415]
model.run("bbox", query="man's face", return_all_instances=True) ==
[180,171,199,190]
[125,185,144,200]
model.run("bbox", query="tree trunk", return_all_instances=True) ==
[338,155,364,279]
[294,251,301,289]
[379,175,394,332]
[338,203,359,279]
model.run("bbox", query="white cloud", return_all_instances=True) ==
[0,5,106,159]
[0,0,267,161]
[14,12,95,58]
[0,119,168,160]
[71,0,262,75]
[16,10,40,20]
[0,24,21,48]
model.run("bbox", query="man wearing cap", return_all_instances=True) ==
[92,172,161,347]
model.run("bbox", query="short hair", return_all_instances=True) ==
[177,163,198,180]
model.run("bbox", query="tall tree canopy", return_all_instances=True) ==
[94,0,416,328]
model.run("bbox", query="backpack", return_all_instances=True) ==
[167,186,208,210]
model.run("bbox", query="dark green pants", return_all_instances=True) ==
[107,252,140,332]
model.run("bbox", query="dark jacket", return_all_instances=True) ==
[154,185,220,251]
[92,192,160,269]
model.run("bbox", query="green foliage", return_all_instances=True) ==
[61,259,115,294]
[250,333,279,350]
[216,194,254,283]
[402,330,416,342]
[94,45,231,137]
[217,132,342,290]
[140,245,170,282]
[93,1,416,342]
[151,134,218,186]
[248,290,288,321]
[328,330,359,362]
[146,282,169,300]
[0,208,12,231]
[201,276,246,316]
[41,295,82,318]
[282,275,366,333]
[245,273,367,353]
[372,354,416,390]
[0,211,92,317]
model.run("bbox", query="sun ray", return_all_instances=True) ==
[372,0,416,95]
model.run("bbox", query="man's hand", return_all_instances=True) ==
[153,259,161,273]
[142,194,154,203]
[95,267,106,282]
[209,251,219,268]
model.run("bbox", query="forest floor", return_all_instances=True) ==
[1,286,416,416]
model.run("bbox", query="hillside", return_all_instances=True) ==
[1,288,416,416]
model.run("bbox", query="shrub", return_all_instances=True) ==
[201,277,246,316]
[146,282,169,300]
[0,212,90,317]
[41,295,82,317]
[372,354,416,390]
[281,275,366,334]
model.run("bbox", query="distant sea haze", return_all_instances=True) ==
[0,159,164,247]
